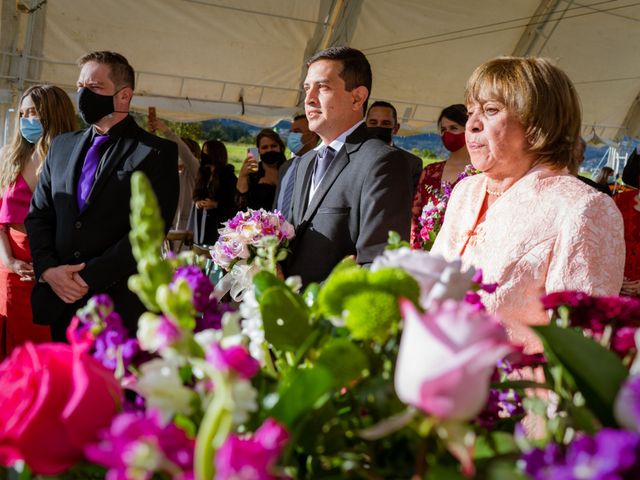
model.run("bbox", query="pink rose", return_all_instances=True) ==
[395,300,515,421]
[0,342,122,475]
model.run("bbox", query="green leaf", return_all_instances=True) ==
[269,366,334,427]
[474,431,518,459]
[534,325,628,426]
[253,270,285,302]
[260,286,311,350]
[386,230,410,250]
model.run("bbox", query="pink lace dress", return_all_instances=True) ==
[432,165,625,353]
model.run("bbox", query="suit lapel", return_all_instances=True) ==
[292,150,315,226]
[297,123,369,225]
[301,148,350,224]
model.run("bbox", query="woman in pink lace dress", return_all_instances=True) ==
[432,58,625,353]
[410,104,471,248]
[0,85,76,358]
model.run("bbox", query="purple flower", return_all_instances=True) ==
[214,418,289,480]
[172,266,214,312]
[521,429,640,480]
[196,298,234,332]
[207,343,259,379]
[476,388,524,429]
[616,375,640,433]
[86,411,194,480]
[521,443,562,479]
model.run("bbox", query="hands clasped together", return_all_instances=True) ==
[42,263,89,304]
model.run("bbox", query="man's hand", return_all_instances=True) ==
[42,263,89,303]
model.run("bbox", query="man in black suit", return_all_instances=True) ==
[366,100,423,190]
[287,47,414,285]
[26,51,178,340]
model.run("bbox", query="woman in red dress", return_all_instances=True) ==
[615,147,640,296]
[0,85,76,357]
[410,104,471,248]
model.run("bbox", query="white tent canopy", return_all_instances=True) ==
[1,0,640,140]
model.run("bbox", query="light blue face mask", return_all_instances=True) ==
[20,117,43,144]
[287,131,304,155]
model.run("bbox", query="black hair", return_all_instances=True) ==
[622,147,639,189]
[438,104,468,127]
[306,46,372,112]
[368,101,398,125]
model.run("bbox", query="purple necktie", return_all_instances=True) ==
[77,135,109,209]
[313,145,335,188]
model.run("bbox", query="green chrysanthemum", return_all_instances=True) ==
[368,267,420,305]
[318,267,369,317]
[343,290,399,343]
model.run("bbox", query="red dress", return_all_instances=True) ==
[0,174,51,359]
[614,189,640,292]
[410,162,446,248]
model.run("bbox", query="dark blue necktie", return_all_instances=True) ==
[77,135,109,209]
[313,145,335,188]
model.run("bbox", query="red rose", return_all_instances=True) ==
[0,342,122,475]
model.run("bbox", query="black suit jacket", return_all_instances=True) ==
[287,123,414,284]
[25,116,179,334]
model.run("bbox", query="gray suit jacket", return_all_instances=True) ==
[287,123,413,284]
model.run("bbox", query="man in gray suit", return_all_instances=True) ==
[286,47,414,285]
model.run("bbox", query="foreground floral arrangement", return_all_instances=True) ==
[1,171,640,480]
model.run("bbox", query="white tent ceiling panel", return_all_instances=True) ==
[1,0,639,139]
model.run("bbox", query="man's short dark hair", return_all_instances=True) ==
[77,51,135,90]
[368,101,397,125]
[293,113,307,122]
[306,46,372,112]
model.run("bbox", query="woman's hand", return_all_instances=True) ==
[239,156,258,177]
[8,258,35,282]
[196,198,217,209]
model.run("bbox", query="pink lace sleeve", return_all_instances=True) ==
[546,194,625,295]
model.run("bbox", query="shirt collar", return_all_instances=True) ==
[314,120,365,154]
[91,114,136,140]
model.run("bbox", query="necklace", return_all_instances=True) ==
[486,188,504,197]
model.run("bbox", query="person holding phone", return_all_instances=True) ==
[191,140,237,245]
[236,129,286,211]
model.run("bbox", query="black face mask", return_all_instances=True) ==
[260,151,286,165]
[368,126,394,144]
[77,87,116,124]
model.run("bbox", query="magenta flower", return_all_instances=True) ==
[214,418,289,480]
[207,343,259,379]
[86,411,194,480]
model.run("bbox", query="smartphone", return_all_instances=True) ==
[148,106,157,132]
[247,147,259,162]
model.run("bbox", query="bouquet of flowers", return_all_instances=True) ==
[210,209,294,301]
[418,165,479,250]
[4,171,640,480]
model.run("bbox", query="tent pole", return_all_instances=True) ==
[16,0,39,92]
